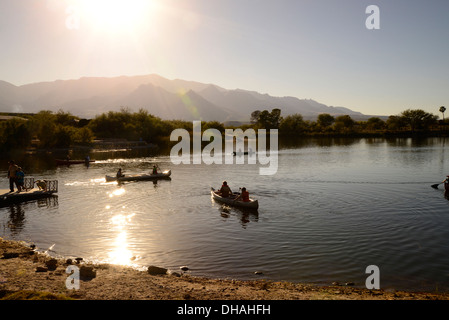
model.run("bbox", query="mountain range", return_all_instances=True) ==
[0,74,365,122]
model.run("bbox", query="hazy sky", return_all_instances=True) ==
[1,0,448,116]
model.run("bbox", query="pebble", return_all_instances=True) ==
[36,266,48,272]
[1,252,19,259]
[180,266,189,272]
[80,266,97,279]
[147,265,168,275]
[183,293,191,300]
[254,271,263,275]
[45,258,58,270]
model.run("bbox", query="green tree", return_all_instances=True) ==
[53,124,75,148]
[73,127,95,145]
[279,114,307,134]
[250,110,261,124]
[334,115,355,133]
[252,108,283,129]
[202,121,225,134]
[28,110,56,148]
[365,117,385,131]
[88,108,175,143]
[386,115,405,131]
[88,110,127,139]
[0,118,32,151]
[55,109,78,126]
[399,109,438,131]
[269,108,282,129]
[317,113,335,129]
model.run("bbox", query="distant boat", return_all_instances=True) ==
[210,187,259,209]
[232,149,255,156]
[105,170,172,182]
[55,159,95,166]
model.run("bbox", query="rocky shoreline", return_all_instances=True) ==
[1,237,448,300]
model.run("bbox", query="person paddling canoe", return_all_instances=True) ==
[234,187,251,203]
[116,168,125,179]
[217,181,233,197]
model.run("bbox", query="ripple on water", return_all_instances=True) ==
[2,138,449,291]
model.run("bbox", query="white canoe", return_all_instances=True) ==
[106,170,171,182]
[210,187,259,209]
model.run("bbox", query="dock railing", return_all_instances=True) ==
[28,179,58,192]
[44,180,58,193]
[24,178,34,191]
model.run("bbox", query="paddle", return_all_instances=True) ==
[434,176,449,189]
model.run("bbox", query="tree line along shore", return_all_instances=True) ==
[1,107,448,153]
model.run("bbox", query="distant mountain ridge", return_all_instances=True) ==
[0,74,365,121]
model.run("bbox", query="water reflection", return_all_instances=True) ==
[383,137,445,148]
[111,213,135,225]
[109,230,133,266]
[115,178,171,188]
[3,204,26,236]
[279,137,362,150]
[108,213,136,266]
[215,203,259,229]
[1,198,58,236]
[108,187,126,198]
[36,196,58,208]
[0,147,159,175]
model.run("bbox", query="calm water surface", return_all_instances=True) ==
[1,137,449,292]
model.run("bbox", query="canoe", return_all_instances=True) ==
[105,170,171,182]
[56,159,95,165]
[232,151,255,156]
[210,187,259,209]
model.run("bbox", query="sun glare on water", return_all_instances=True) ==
[79,0,156,33]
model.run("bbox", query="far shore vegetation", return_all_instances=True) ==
[1,107,448,154]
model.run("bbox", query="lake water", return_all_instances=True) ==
[1,137,449,292]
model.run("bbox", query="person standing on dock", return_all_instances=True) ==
[16,167,25,192]
[7,160,18,192]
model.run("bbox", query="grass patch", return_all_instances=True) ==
[0,290,74,300]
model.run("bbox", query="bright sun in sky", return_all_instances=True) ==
[79,0,155,33]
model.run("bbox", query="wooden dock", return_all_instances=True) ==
[0,179,58,207]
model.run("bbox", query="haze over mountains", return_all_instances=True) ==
[0,74,365,122]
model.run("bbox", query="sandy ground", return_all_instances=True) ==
[1,237,448,301]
